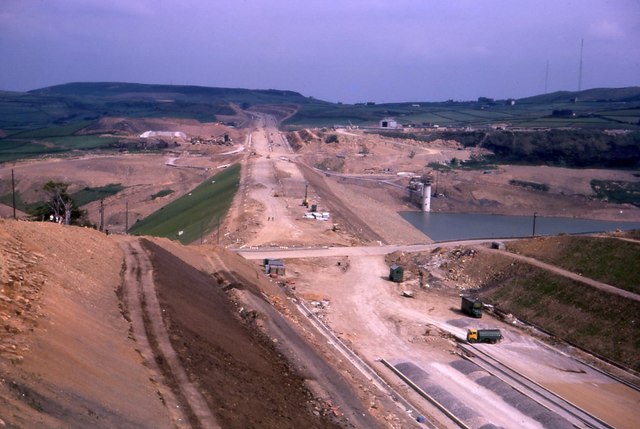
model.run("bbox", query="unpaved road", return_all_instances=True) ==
[284,251,640,429]
[242,241,638,303]
[244,114,305,245]
[207,250,382,429]
[119,238,219,429]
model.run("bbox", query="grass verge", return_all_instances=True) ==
[476,257,640,371]
[507,236,640,294]
[128,164,240,244]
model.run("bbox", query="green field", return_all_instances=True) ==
[507,236,640,294]
[8,121,94,138]
[72,184,125,207]
[0,135,119,163]
[480,262,640,371]
[128,164,240,244]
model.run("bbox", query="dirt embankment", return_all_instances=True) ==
[429,237,640,372]
[0,218,378,428]
[0,219,171,428]
[142,239,347,429]
[297,162,385,244]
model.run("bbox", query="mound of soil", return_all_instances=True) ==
[143,240,341,429]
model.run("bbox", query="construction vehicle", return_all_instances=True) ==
[466,328,502,344]
[461,296,483,318]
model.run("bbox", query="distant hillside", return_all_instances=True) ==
[0,82,324,133]
[518,87,640,104]
[30,82,319,106]
[2,81,640,138]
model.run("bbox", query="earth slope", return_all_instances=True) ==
[0,219,171,428]
[0,220,367,428]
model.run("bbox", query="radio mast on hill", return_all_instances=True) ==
[544,60,549,94]
[578,39,584,91]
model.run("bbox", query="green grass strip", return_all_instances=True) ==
[72,184,125,207]
[508,236,640,294]
[128,164,240,244]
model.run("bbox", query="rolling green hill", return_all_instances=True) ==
[518,87,640,104]
[29,82,319,106]
[2,82,640,164]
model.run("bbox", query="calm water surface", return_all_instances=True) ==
[400,212,640,242]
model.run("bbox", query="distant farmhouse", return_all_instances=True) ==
[379,117,399,129]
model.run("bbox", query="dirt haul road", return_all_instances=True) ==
[243,113,305,246]
[119,238,219,428]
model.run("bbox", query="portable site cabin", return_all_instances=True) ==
[389,264,404,282]
[264,258,286,276]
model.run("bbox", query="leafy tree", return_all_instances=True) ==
[34,181,88,225]
[324,134,339,144]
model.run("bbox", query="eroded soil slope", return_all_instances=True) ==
[143,239,344,429]
[0,219,171,428]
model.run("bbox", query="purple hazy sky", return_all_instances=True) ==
[1,0,639,103]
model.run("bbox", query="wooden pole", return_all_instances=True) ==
[99,199,104,232]
[12,169,16,219]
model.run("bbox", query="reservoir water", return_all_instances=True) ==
[400,212,640,242]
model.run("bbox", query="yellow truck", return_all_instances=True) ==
[467,328,502,344]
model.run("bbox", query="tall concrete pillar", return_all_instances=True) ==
[422,184,431,212]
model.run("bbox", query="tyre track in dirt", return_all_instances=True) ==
[120,238,220,429]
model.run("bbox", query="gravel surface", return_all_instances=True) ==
[450,359,573,429]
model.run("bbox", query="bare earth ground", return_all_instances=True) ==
[0,220,172,428]
[1,114,640,428]
[222,119,640,428]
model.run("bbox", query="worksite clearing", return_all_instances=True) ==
[1,110,639,428]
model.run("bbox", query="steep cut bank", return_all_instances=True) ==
[142,239,348,429]
[0,220,171,428]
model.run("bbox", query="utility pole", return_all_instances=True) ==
[11,169,16,219]
[303,183,308,206]
[99,199,105,232]
[217,216,220,245]
[125,201,129,234]
[532,212,538,236]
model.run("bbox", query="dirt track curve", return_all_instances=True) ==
[119,238,220,429]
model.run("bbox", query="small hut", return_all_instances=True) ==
[389,264,404,282]
[264,258,286,276]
